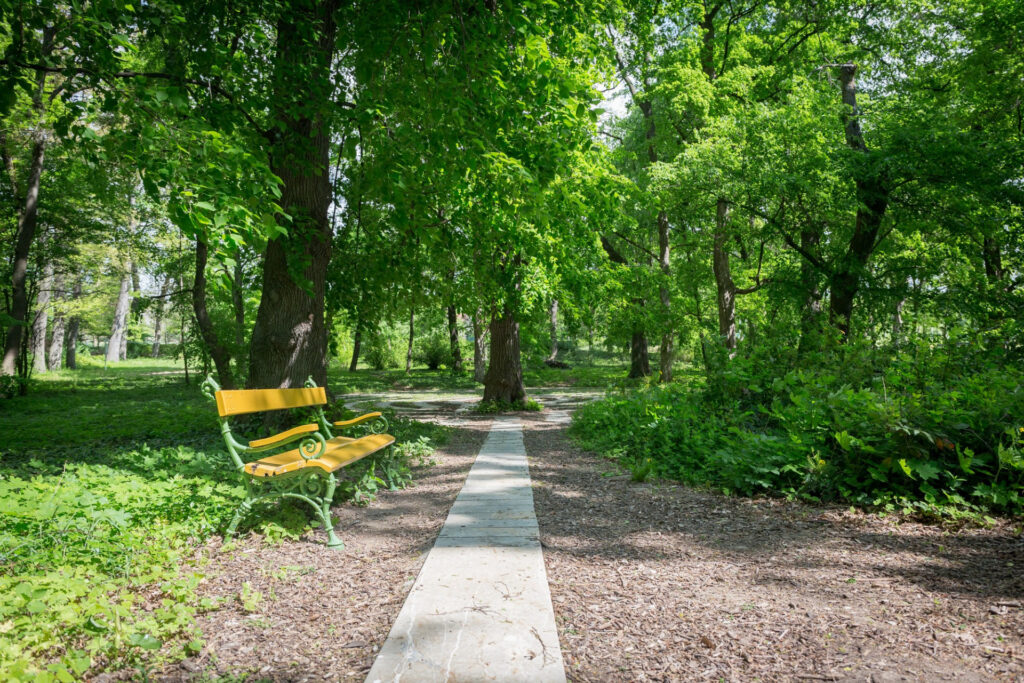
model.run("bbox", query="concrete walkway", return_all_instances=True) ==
[365,417,566,683]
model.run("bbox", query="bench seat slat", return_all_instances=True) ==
[244,433,396,478]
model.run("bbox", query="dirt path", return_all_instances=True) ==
[154,415,492,682]
[523,415,1024,682]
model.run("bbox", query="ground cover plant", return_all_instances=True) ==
[573,343,1024,520]
[0,360,447,680]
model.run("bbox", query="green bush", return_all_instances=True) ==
[572,346,1024,519]
[364,333,398,370]
[414,332,451,370]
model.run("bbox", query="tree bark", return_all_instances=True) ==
[231,259,245,351]
[151,275,169,357]
[473,308,488,383]
[348,323,361,372]
[547,298,559,362]
[47,273,64,371]
[447,304,463,372]
[106,270,132,363]
[193,239,235,389]
[628,329,651,379]
[482,308,526,404]
[119,260,138,361]
[406,306,414,372]
[65,280,82,369]
[247,0,337,389]
[828,64,889,339]
[712,199,737,352]
[1,62,50,376]
[32,262,53,374]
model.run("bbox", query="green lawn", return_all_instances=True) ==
[0,357,448,681]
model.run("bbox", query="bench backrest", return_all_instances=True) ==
[214,386,327,417]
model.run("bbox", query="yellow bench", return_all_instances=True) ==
[202,375,395,549]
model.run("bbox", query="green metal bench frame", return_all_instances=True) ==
[202,374,392,549]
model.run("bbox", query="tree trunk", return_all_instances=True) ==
[473,309,488,383]
[232,259,245,350]
[65,280,82,369]
[247,0,337,389]
[628,330,651,379]
[120,260,137,361]
[406,306,414,372]
[1,115,48,375]
[712,198,737,352]
[797,229,824,355]
[151,275,169,357]
[483,308,526,404]
[892,297,906,345]
[47,273,64,371]
[447,304,463,373]
[193,239,236,389]
[106,270,132,363]
[982,236,1003,283]
[349,323,362,372]
[32,262,53,373]
[547,298,559,362]
[828,64,889,339]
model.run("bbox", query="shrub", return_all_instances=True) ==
[571,346,1024,519]
[414,332,451,370]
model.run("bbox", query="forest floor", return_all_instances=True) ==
[525,414,1024,682]
[147,396,1024,682]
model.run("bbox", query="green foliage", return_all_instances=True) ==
[0,360,447,678]
[414,332,452,371]
[572,346,1024,519]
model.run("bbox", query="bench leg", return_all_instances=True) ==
[322,474,344,550]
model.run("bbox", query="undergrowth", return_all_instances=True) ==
[572,343,1024,521]
[0,361,447,680]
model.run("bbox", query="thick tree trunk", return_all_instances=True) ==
[151,275,169,357]
[829,64,889,339]
[32,262,53,373]
[65,280,81,369]
[47,273,64,371]
[247,0,337,389]
[892,298,906,345]
[193,239,235,389]
[349,323,362,372]
[482,308,526,404]
[473,309,488,383]
[628,330,651,379]
[712,199,737,352]
[447,304,463,372]
[547,298,559,362]
[106,270,132,363]
[406,307,414,372]
[1,127,47,376]
[1,31,51,377]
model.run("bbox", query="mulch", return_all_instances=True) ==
[142,407,1024,682]
[522,413,1024,682]
[149,415,493,683]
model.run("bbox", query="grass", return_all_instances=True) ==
[329,347,637,395]
[0,356,449,681]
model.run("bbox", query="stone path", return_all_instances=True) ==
[365,416,566,683]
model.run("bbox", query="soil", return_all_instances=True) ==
[152,415,493,683]
[522,414,1024,682]
[147,406,1024,682]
